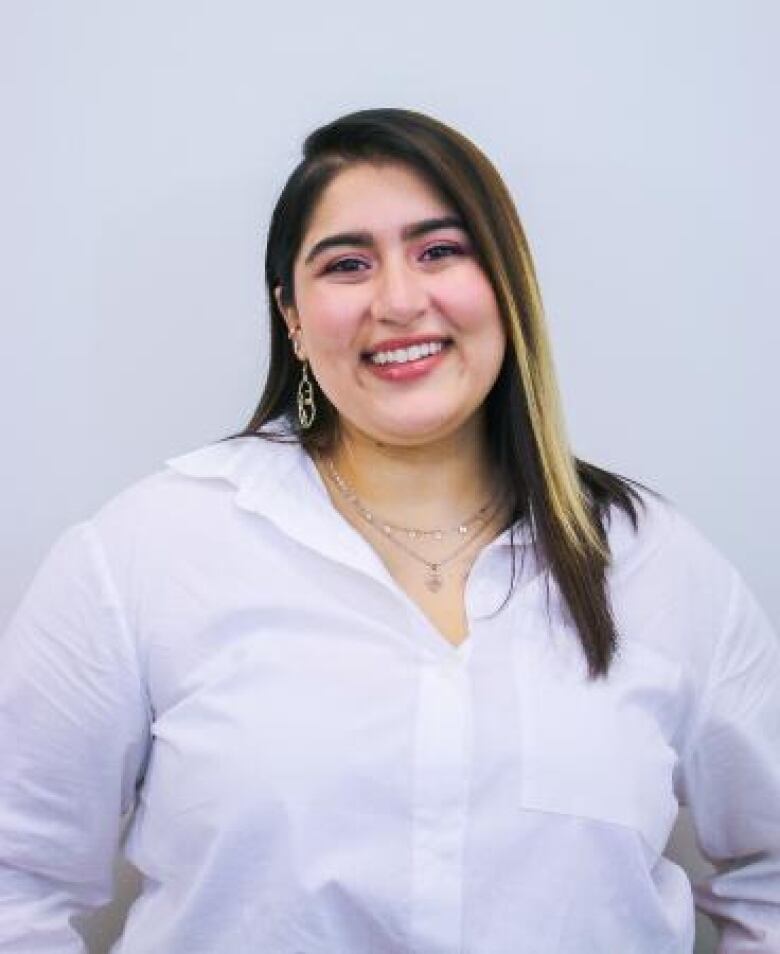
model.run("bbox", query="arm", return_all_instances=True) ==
[677,569,780,953]
[0,522,151,952]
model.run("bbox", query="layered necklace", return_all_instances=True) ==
[323,456,503,593]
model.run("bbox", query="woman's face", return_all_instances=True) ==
[278,161,506,448]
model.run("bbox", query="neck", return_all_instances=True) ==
[319,417,503,528]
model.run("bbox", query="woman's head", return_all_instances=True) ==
[259,109,593,534]
[264,108,530,454]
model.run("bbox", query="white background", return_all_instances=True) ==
[1,2,778,952]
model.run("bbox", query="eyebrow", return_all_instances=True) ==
[303,215,467,265]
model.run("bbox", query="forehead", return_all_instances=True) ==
[305,162,454,235]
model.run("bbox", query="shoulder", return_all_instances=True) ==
[91,432,297,528]
[606,485,734,593]
[603,484,754,673]
[82,432,309,575]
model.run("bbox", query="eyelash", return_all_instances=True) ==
[323,243,466,274]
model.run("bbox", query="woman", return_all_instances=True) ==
[0,108,778,953]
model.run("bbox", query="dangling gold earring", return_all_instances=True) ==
[297,360,316,429]
[289,327,316,429]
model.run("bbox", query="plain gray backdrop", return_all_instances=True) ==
[1,2,778,952]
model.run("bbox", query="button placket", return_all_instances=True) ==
[410,657,473,953]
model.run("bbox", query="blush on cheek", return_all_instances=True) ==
[300,301,362,351]
[434,284,499,329]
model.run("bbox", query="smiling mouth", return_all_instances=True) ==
[362,339,453,366]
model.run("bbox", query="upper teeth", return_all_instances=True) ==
[369,341,446,365]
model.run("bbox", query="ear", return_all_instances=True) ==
[274,285,306,361]
[274,285,298,336]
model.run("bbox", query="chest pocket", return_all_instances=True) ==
[512,616,683,858]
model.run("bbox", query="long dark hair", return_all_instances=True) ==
[221,107,663,678]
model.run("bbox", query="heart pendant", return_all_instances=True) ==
[425,568,442,592]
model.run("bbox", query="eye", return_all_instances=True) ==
[421,243,466,261]
[322,257,368,274]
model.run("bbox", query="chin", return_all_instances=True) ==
[357,415,473,447]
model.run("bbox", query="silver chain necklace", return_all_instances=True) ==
[323,456,501,592]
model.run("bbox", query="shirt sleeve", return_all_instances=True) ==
[0,521,151,953]
[677,567,780,953]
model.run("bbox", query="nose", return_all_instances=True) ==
[370,257,428,325]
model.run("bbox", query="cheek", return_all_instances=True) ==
[444,276,507,372]
[297,287,361,353]
[436,271,502,333]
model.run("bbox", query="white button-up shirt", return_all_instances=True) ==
[1,434,778,953]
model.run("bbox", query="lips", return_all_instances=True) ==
[362,338,452,382]
[361,335,452,360]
